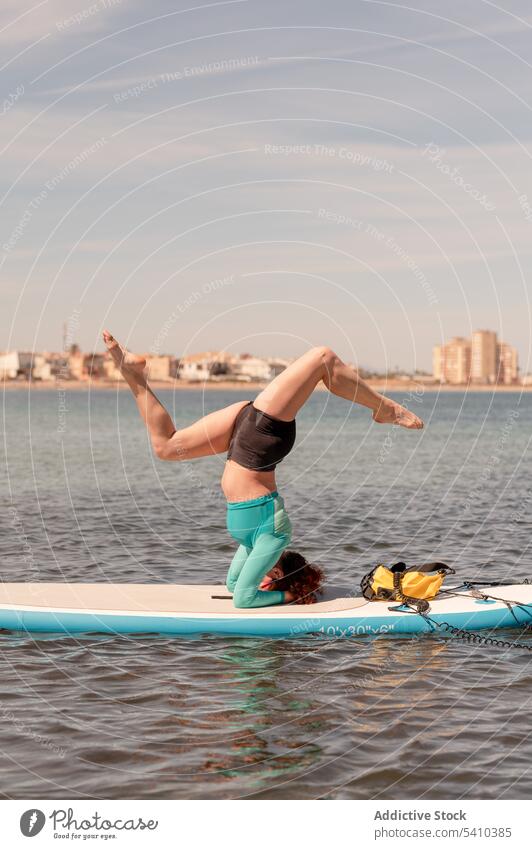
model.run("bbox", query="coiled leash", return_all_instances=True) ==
[428,620,532,651]
[389,585,532,653]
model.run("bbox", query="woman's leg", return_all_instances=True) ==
[103,331,248,460]
[254,346,423,428]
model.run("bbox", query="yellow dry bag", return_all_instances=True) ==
[361,561,455,603]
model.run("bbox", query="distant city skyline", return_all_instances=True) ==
[0,318,532,373]
[1,325,526,384]
[2,1,532,372]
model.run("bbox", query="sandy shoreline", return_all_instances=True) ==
[2,379,529,393]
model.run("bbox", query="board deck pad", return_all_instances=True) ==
[0,582,364,615]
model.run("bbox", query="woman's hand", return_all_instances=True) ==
[283,590,295,603]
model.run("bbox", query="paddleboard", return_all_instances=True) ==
[0,582,531,637]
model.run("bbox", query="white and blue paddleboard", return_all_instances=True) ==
[0,582,531,637]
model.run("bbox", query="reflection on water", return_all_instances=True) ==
[1,389,532,799]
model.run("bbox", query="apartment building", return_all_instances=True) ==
[434,331,518,385]
[497,342,519,385]
[471,330,498,383]
[434,337,471,384]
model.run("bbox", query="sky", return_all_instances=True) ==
[2,0,532,372]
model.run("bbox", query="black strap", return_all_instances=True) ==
[406,562,455,575]
[389,598,431,614]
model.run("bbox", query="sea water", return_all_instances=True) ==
[1,388,531,799]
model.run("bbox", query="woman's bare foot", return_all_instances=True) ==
[102,330,146,374]
[372,397,424,429]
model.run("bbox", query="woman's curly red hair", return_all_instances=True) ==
[269,550,324,604]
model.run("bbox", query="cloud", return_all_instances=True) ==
[0,0,127,46]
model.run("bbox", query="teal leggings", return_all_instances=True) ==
[226,491,292,608]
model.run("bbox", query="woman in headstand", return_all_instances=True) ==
[103,332,423,607]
